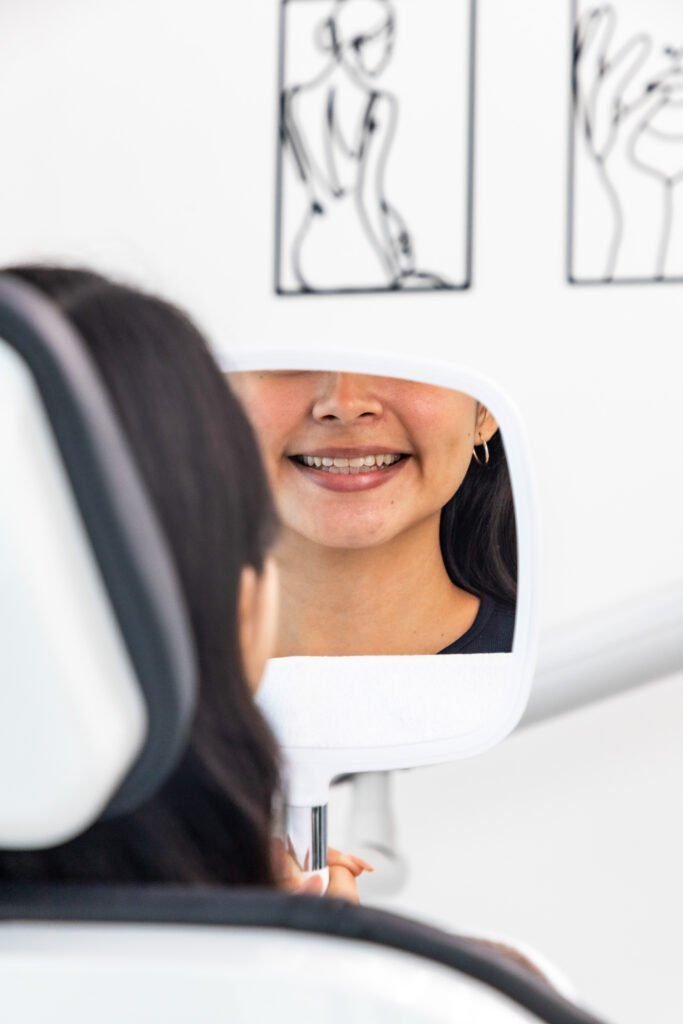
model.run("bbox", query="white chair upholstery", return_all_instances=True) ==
[0,922,551,1024]
[0,888,606,1024]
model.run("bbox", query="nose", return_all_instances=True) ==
[311,374,384,425]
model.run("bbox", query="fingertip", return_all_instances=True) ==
[299,874,324,896]
[353,857,375,872]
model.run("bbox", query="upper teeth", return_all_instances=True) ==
[298,453,402,472]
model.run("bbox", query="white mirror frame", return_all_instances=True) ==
[221,349,539,806]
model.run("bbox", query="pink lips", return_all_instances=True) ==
[288,452,411,493]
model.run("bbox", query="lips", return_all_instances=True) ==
[287,449,411,493]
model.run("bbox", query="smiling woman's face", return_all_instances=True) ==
[229,371,497,550]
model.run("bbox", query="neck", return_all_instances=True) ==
[274,515,480,656]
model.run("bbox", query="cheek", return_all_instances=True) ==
[242,392,295,463]
[256,408,288,457]
[413,409,476,507]
[401,387,476,440]
[442,451,474,503]
[417,452,472,516]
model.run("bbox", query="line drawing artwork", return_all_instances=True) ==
[570,1,683,283]
[275,0,475,295]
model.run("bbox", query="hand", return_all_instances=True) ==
[573,7,653,161]
[326,847,374,903]
[273,838,373,902]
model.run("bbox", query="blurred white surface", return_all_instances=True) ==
[333,670,683,1024]
[0,922,543,1024]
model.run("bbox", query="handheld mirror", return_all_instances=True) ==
[223,351,539,876]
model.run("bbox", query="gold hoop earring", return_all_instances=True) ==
[472,434,490,466]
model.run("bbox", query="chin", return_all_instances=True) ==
[304,522,395,551]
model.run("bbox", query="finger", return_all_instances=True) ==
[348,855,375,873]
[327,848,375,874]
[327,865,360,904]
[279,871,305,892]
[327,848,369,868]
[280,873,324,896]
[327,850,364,876]
[296,874,324,897]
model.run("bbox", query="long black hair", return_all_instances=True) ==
[0,265,281,886]
[439,430,517,607]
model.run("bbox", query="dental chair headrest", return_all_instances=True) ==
[0,273,197,848]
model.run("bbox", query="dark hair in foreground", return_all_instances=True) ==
[0,265,281,886]
[440,431,517,608]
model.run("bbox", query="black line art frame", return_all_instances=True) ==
[274,0,477,297]
[568,0,683,286]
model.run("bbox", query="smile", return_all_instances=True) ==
[287,450,411,493]
[292,453,404,474]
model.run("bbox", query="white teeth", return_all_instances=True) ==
[296,453,403,474]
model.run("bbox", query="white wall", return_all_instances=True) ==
[0,2,681,1021]
[1,0,680,627]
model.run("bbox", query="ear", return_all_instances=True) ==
[238,557,280,693]
[475,405,499,444]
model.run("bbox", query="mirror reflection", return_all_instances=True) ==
[230,371,517,657]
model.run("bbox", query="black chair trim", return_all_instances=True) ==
[0,885,610,1024]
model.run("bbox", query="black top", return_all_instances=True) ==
[438,594,515,655]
